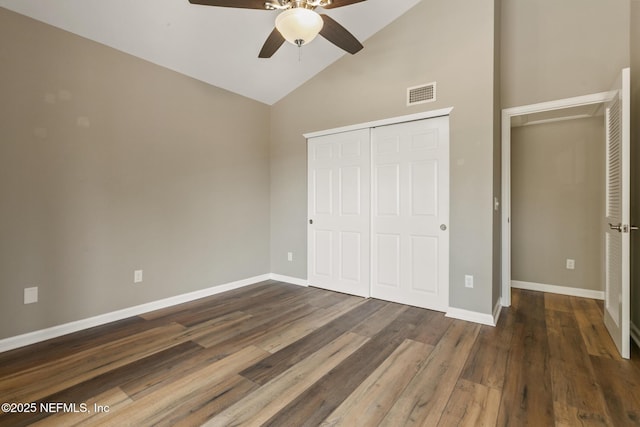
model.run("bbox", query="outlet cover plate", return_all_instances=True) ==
[134,270,143,283]
[464,275,474,288]
[24,287,38,304]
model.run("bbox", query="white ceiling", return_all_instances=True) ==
[0,0,421,105]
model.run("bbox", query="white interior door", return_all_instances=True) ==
[604,68,631,359]
[307,129,370,297]
[371,117,449,311]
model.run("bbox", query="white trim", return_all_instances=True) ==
[303,108,454,139]
[492,300,502,325]
[501,109,512,307]
[503,92,613,117]
[0,269,504,353]
[501,91,614,308]
[0,274,270,353]
[446,307,497,326]
[517,113,593,128]
[511,280,604,300]
[269,274,308,287]
[631,322,640,349]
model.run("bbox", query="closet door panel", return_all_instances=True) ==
[307,129,371,297]
[371,117,449,311]
[307,116,449,311]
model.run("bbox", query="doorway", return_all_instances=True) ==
[501,68,632,358]
[510,109,605,300]
[501,91,612,306]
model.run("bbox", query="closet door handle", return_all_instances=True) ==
[309,219,313,225]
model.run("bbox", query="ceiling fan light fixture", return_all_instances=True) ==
[275,8,324,47]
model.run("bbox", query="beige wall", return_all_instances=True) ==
[501,0,630,108]
[0,9,271,339]
[270,0,500,314]
[511,117,605,291]
[492,0,503,308]
[4,0,634,341]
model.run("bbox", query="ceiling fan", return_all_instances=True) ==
[188,0,366,58]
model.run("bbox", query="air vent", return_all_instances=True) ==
[407,82,436,106]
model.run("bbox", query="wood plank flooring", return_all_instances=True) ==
[0,281,639,426]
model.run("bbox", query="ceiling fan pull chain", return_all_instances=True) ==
[296,39,303,62]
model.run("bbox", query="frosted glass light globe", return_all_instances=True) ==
[275,8,324,46]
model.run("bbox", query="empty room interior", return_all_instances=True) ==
[1,0,640,425]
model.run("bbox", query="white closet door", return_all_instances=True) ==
[604,68,631,359]
[371,117,449,311]
[307,129,370,297]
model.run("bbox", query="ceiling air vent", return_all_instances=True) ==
[407,82,436,106]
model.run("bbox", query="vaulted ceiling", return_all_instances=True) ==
[0,0,421,104]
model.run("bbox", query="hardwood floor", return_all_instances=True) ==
[0,281,639,426]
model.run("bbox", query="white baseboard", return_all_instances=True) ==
[446,306,497,327]
[492,300,502,325]
[269,274,308,287]
[511,280,604,300]
[631,322,640,349]
[0,274,270,353]
[0,271,510,353]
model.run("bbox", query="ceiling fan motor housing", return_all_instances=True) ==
[266,0,334,10]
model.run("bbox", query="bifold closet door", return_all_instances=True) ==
[307,129,370,297]
[371,117,450,311]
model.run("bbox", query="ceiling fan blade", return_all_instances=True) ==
[259,28,286,58]
[322,0,367,9]
[319,14,363,54]
[188,0,266,9]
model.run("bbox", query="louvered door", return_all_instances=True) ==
[604,68,631,359]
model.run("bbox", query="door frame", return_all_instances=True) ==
[501,91,613,307]
[304,108,454,140]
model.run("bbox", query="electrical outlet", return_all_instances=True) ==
[134,270,143,283]
[566,259,575,270]
[287,252,293,262]
[24,287,38,304]
[465,275,474,288]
